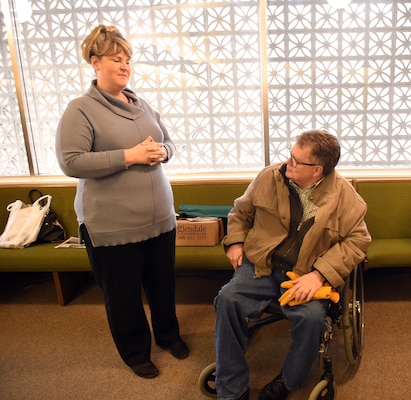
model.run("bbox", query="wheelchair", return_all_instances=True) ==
[198,263,365,400]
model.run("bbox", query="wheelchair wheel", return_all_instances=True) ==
[342,263,365,365]
[308,379,337,400]
[198,362,217,398]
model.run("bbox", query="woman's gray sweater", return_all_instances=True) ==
[56,81,177,247]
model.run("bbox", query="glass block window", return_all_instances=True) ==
[0,16,29,175]
[267,0,411,168]
[127,1,263,172]
[0,0,410,176]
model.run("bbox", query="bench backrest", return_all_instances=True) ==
[356,180,411,240]
[5,180,410,242]
[0,182,250,239]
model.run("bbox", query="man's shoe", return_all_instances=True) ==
[258,373,290,400]
[161,338,189,359]
[131,361,159,379]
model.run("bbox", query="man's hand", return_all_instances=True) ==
[278,270,339,306]
[226,243,244,271]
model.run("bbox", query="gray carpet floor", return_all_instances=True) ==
[0,268,410,400]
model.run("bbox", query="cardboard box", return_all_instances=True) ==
[176,217,224,246]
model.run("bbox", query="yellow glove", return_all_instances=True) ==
[278,272,340,307]
[280,271,302,289]
[278,288,296,306]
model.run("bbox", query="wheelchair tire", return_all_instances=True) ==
[308,379,337,400]
[342,263,365,365]
[198,362,218,398]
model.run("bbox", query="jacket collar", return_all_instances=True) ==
[86,80,144,120]
[276,163,338,207]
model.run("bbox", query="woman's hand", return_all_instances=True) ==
[124,136,168,167]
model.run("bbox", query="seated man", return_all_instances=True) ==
[214,129,371,400]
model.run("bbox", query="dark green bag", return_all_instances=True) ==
[178,204,232,219]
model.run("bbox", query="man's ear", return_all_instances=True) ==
[313,165,324,178]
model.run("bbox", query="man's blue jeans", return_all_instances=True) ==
[214,258,328,400]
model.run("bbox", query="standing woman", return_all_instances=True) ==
[56,24,188,379]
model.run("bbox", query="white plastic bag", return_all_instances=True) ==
[0,195,52,248]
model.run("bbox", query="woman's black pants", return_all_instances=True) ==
[81,225,181,367]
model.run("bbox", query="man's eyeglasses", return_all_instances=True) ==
[289,151,321,167]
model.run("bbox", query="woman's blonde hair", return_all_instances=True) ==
[81,24,133,64]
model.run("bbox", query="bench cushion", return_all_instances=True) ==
[0,242,231,272]
[366,238,411,269]
[174,244,230,270]
[0,243,90,272]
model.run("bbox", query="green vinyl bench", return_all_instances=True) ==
[0,181,248,305]
[2,178,410,305]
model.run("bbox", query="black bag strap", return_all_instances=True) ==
[29,189,43,203]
